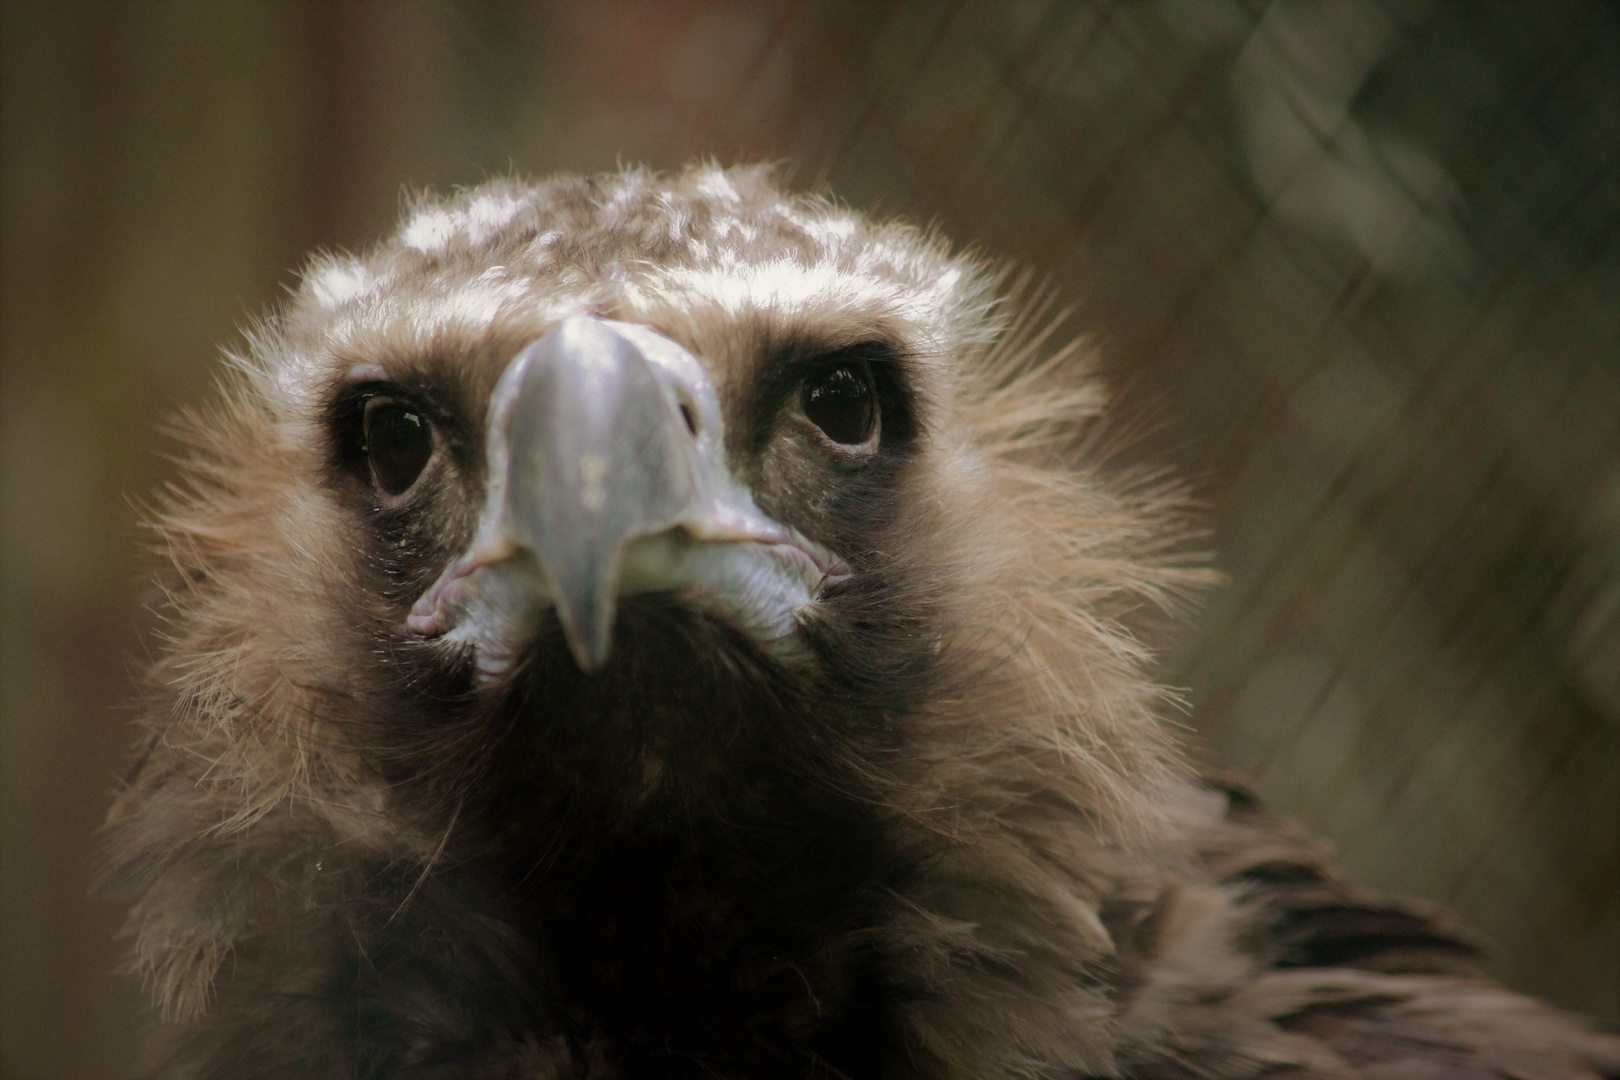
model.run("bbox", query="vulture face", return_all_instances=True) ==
[291,179,987,849]
[329,312,919,830]
[406,314,850,674]
[104,166,1620,1080]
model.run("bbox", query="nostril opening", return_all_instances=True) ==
[679,402,699,437]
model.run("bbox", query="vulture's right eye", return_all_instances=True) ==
[363,398,434,496]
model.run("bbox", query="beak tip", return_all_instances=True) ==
[568,637,612,674]
[557,593,617,675]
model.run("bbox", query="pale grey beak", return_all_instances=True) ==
[410,316,841,674]
[499,317,700,668]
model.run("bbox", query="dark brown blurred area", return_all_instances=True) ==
[1,2,1615,1074]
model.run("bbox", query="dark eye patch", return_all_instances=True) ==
[730,339,915,465]
[324,374,467,504]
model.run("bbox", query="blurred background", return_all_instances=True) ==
[2,1,1615,1073]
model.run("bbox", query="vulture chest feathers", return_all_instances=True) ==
[101,165,1620,1080]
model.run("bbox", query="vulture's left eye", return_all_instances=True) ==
[363,398,434,496]
[801,360,878,447]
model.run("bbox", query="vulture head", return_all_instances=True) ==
[102,165,1620,1080]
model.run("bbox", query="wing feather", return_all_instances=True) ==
[1114,777,1620,1080]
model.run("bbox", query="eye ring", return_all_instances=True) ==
[362,396,435,498]
[799,359,879,451]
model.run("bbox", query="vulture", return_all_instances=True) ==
[101,164,1619,1080]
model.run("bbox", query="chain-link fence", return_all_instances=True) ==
[3,2,1615,1074]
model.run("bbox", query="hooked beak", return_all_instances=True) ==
[409,315,842,673]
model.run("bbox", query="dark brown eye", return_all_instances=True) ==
[800,361,877,446]
[363,398,433,496]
